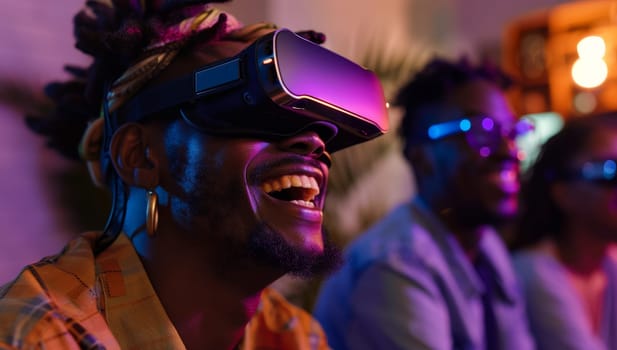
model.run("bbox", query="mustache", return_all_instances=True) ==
[484,153,520,166]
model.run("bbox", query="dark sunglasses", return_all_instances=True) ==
[562,159,617,186]
[419,116,534,157]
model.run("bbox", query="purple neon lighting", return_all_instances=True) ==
[481,117,494,131]
[273,30,388,131]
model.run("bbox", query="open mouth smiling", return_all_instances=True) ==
[261,174,321,209]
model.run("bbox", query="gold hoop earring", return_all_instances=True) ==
[146,190,159,237]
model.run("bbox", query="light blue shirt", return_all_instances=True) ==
[314,199,535,350]
[513,241,617,350]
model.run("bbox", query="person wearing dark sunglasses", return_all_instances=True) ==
[0,1,389,349]
[314,57,535,350]
[512,112,617,350]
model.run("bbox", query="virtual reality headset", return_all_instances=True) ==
[118,28,389,152]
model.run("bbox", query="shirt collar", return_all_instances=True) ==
[95,234,186,349]
[410,198,517,304]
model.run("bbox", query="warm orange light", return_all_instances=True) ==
[572,35,608,89]
[577,35,606,58]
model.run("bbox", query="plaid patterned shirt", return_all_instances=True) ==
[0,232,329,350]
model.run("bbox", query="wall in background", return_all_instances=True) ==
[0,1,91,282]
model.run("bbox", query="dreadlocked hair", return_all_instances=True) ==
[25,0,236,161]
[395,56,512,150]
[511,111,617,250]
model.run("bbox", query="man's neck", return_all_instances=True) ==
[132,226,282,350]
[556,222,610,334]
[557,223,610,275]
[433,206,486,261]
[156,275,262,350]
[451,226,485,261]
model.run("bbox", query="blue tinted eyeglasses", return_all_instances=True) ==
[563,159,617,186]
[423,116,534,157]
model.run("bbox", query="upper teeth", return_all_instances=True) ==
[261,174,320,198]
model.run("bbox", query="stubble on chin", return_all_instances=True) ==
[172,168,342,278]
[247,223,342,278]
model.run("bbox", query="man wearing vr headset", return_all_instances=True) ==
[314,57,534,350]
[0,1,387,349]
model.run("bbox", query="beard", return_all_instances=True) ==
[247,223,342,278]
[168,145,341,279]
[171,179,342,278]
[448,202,516,230]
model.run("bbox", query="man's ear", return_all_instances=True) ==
[110,123,160,189]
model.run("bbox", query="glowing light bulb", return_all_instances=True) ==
[577,36,606,59]
[572,59,608,88]
[572,35,608,89]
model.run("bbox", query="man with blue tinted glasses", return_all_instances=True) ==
[314,57,535,350]
[511,112,617,350]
